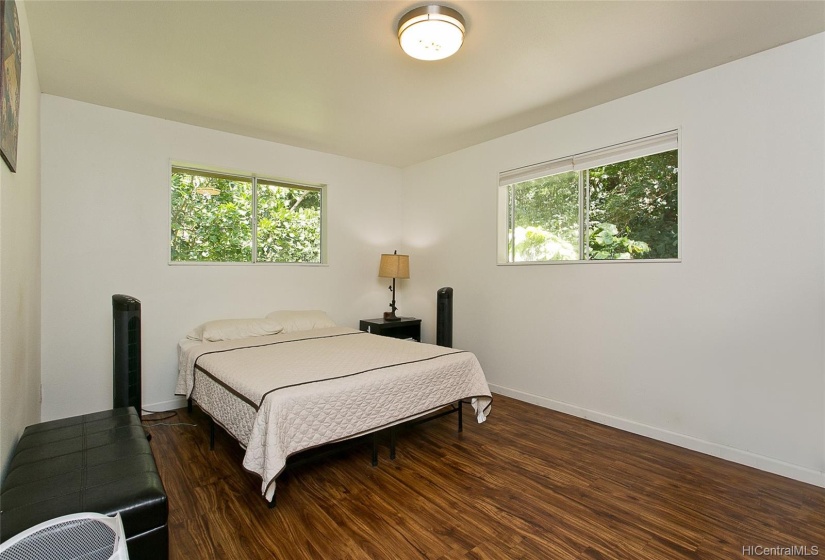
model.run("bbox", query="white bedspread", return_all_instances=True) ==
[176,327,492,499]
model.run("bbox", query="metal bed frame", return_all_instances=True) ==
[189,397,465,508]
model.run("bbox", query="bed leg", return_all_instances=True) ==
[268,493,277,509]
[209,417,215,450]
[457,400,463,433]
[371,433,378,467]
[390,426,397,460]
[187,398,192,414]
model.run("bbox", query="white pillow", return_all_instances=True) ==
[264,310,336,333]
[187,318,284,342]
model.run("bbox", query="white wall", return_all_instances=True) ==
[0,1,41,478]
[402,34,825,486]
[36,32,825,487]
[40,96,402,420]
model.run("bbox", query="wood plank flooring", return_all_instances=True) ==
[143,395,825,559]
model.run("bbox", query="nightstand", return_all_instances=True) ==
[359,317,421,342]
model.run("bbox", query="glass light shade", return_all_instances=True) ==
[398,6,465,61]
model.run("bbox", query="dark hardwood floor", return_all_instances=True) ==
[143,394,825,559]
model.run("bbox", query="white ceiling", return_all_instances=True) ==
[26,1,825,168]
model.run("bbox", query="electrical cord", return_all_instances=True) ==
[140,410,178,422]
[141,409,198,429]
[141,407,179,414]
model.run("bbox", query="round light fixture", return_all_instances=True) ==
[397,5,465,61]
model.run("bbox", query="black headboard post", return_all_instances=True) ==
[436,287,453,348]
[112,294,142,417]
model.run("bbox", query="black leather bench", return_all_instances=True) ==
[0,407,168,559]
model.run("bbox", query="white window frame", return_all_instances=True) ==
[169,162,327,266]
[497,130,681,265]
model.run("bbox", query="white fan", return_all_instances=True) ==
[0,512,128,560]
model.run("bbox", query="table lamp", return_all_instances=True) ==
[378,250,410,321]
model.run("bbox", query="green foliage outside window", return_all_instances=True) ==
[256,182,321,263]
[510,171,580,260]
[507,150,678,262]
[170,168,322,263]
[588,150,678,260]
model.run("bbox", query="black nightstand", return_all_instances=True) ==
[359,317,421,342]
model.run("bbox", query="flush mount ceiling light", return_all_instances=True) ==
[397,5,465,61]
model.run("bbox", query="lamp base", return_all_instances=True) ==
[383,311,401,321]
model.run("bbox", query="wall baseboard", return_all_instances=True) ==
[144,396,188,414]
[489,383,825,489]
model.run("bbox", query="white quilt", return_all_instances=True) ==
[176,326,492,499]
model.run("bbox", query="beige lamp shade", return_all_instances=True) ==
[378,253,410,279]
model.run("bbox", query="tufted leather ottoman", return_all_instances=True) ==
[0,407,168,559]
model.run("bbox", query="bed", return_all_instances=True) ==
[175,313,492,504]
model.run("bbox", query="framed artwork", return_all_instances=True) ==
[0,0,20,173]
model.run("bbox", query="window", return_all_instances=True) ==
[498,131,678,263]
[170,166,325,264]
